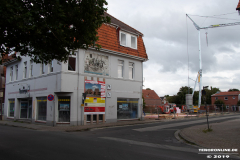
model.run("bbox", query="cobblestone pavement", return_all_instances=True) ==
[179,116,240,156]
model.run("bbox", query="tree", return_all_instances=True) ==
[146,88,151,90]
[0,0,110,64]
[214,99,225,111]
[237,100,240,106]
[228,89,239,92]
[176,86,192,105]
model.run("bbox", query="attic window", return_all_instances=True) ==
[120,31,137,49]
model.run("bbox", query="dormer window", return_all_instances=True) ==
[120,31,137,49]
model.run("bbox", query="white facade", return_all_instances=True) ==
[4,49,145,125]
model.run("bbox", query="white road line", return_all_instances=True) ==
[133,115,240,132]
[99,137,198,153]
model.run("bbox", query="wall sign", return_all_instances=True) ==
[107,92,111,98]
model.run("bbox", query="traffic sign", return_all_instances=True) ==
[48,94,54,101]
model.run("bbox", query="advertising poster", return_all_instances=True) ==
[59,104,70,111]
[84,80,106,114]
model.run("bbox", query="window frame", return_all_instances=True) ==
[41,63,45,75]
[30,60,33,78]
[119,31,138,49]
[120,32,127,47]
[10,66,13,81]
[118,60,124,78]
[15,65,18,80]
[129,62,134,79]
[49,61,53,73]
[23,61,27,79]
[130,35,137,49]
[68,51,77,72]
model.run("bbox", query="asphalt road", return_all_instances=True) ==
[0,114,239,160]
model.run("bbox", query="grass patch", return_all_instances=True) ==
[202,126,213,133]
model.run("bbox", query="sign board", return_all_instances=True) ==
[47,94,54,101]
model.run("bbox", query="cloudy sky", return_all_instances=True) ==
[107,0,240,97]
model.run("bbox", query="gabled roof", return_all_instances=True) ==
[96,13,148,59]
[142,89,161,100]
[237,0,240,10]
[211,91,240,97]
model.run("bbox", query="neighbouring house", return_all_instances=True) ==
[211,91,240,111]
[0,54,15,120]
[3,12,148,125]
[236,0,240,14]
[142,89,162,113]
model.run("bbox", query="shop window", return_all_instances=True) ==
[58,96,70,122]
[93,114,97,121]
[117,98,138,119]
[87,115,91,122]
[37,97,47,121]
[118,60,124,78]
[9,99,15,117]
[99,114,103,121]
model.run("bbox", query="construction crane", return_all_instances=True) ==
[186,14,240,108]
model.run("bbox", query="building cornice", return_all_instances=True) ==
[89,48,148,62]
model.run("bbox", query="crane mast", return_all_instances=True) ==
[186,14,240,108]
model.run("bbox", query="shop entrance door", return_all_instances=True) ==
[20,99,32,119]
[0,100,2,120]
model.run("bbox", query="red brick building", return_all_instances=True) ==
[211,91,240,111]
[142,89,162,113]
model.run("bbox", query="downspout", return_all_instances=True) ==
[140,60,143,120]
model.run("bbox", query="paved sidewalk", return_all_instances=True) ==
[179,116,240,156]
[0,112,218,132]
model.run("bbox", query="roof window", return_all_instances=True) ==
[120,31,137,49]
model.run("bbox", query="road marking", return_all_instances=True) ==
[99,137,198,153]
[133,115,240,132]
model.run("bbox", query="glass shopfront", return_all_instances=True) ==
[20,99,32,119]
[58,96,70,122]
[117,98,138,119]
[37,97,47,121]
[9,99,15,117]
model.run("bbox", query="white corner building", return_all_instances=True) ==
[3,13,148,126]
